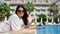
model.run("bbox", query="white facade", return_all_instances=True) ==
[5,0,60,20]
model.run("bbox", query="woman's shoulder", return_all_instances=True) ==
[9,14,18,18]
[11,14,17,17]
[11,14,18,17]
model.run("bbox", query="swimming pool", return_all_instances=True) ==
[37,25,60,34]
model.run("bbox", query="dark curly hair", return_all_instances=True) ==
[15,5,28,25]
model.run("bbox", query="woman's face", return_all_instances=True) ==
[17,7,24,18]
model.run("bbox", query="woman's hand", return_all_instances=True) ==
[27,14,32,24]
[31,25,37,29]
[25,14,32,28]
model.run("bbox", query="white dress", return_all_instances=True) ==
[8,14,25,31]
[0,14,25,32]
[0,14,32,32]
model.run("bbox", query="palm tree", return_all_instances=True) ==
[48,2,58,17]
[0,3,10,21]
[25,1,35,14]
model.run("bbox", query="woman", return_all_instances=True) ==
[8,5,37,31]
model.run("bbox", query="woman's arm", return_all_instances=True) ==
[9,14,37,33]
[25,14,32,28]
[24,14,37,29]
[9,26,37,34]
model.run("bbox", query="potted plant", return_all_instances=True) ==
[0,3,10,21]
[25,1,35,14]
[54,16,60,24]
[48,18,52,22]
[37,14,47,25]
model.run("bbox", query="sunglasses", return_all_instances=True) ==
[18,10,24,13]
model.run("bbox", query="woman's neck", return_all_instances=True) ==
[17,14,22,19]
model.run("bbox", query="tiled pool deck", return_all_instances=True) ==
[0,25,60,34]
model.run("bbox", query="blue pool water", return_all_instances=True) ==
[37,25,60,34]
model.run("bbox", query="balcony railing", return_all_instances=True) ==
[5,0,56,5]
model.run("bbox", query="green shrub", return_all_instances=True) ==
[37,14,47,22]
[54,16,60,24]
[0,3,10,21]
[48,18,52,22]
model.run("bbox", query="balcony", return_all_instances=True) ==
[5,0,56,6]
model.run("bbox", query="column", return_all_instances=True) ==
[46,16,48,22]
[41,18,43,25]
[4,16,7,21]
[58,17,59,22]
[52,16,54,22]
[51,13,54,22]
[41,18,43,23]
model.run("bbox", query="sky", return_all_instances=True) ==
[0,0,4,5]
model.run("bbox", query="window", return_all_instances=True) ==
[46,0,48,3]
[5,0,11,1]
[11,0,17,2]
[37,0,42,3]
[48,0,55,3]
[35,9,40,12]
[43,0,48,3]
[40,9,46,12]
[22,0,24,2]
[34,0,36,2]
[56,0,60,2]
